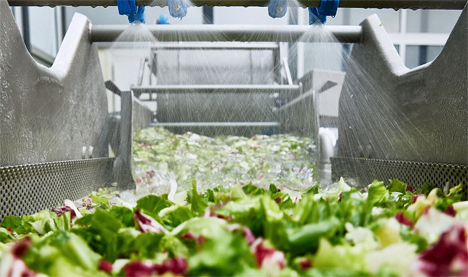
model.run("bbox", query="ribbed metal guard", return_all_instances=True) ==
[0,158,115,220]
[331,157,468,190]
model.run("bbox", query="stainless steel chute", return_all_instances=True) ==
[1,0,467,220]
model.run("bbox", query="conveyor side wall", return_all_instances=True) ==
[337,5,468,165]
[0,2,109,167]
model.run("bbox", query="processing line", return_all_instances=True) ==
[0,0,467,219]
[7,0,468,9]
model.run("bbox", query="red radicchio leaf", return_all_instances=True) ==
[208,211,232,221]
[299,259,312,269]
[98,259,113,273]
[415,224,468,277]
[12,237,32,259]
[406,186,414,193]
[8,238,37,277]
[8,260,37,277]
[134,210,166,233]
[180,231,205,244]
[51,206,76,219]
[123,258,187,277]
[252,239,285,269]
[243,227,256,245]
[146,170,155,178]
[394,212,414,228]
[443,206,457,217]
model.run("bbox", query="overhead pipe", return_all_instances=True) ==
[91,24,363,43]
[7,0,467,9]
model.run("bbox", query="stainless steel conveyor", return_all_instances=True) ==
[0,0,467,220]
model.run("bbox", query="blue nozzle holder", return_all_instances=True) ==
[309,0,339,24]
[268,0,288,19]
[117,0,145,23]
[168,0,188,19]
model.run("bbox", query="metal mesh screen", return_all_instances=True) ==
[0,158,115,220]
[331,157,468,190]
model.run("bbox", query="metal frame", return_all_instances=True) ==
[91,25,362,43]
[152,122,280,127]
[141,41,283,85]
[133,84,301,95]
[7,0,467,9]
[150,42,280,50]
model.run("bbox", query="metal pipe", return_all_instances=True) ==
[7,0,467,9]
[151,122,280,127]
[132,84,300,94]
[91,25,362,43]
[21,7,31,51]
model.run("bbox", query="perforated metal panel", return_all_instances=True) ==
[331,157,468,191]
[0,158,115,220]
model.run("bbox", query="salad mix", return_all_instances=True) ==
[0,180,466,276]
[132,127,317,194]
[0,127,467,276]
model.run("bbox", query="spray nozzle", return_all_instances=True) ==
[168,0,188,19]
[117,0,145,24]
[309,0,340,25]
[268,0,288,18]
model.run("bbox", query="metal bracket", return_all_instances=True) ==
[113,91,137,190]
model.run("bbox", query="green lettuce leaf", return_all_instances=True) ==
[187,225,255,276]
[71,208,121,262]
[0,215,31,234]
[90,193,111,209]
[367,181,389,207]
[160,205,193,229]
[0,228,14,243]
[109,206,134,227]
[313,238,367,272]
[387,179,407,193]
[136,194,173,215]
[242,184,267,196]
[286,217,341,256]
[24,231,103,276]
[187,181,208,216]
